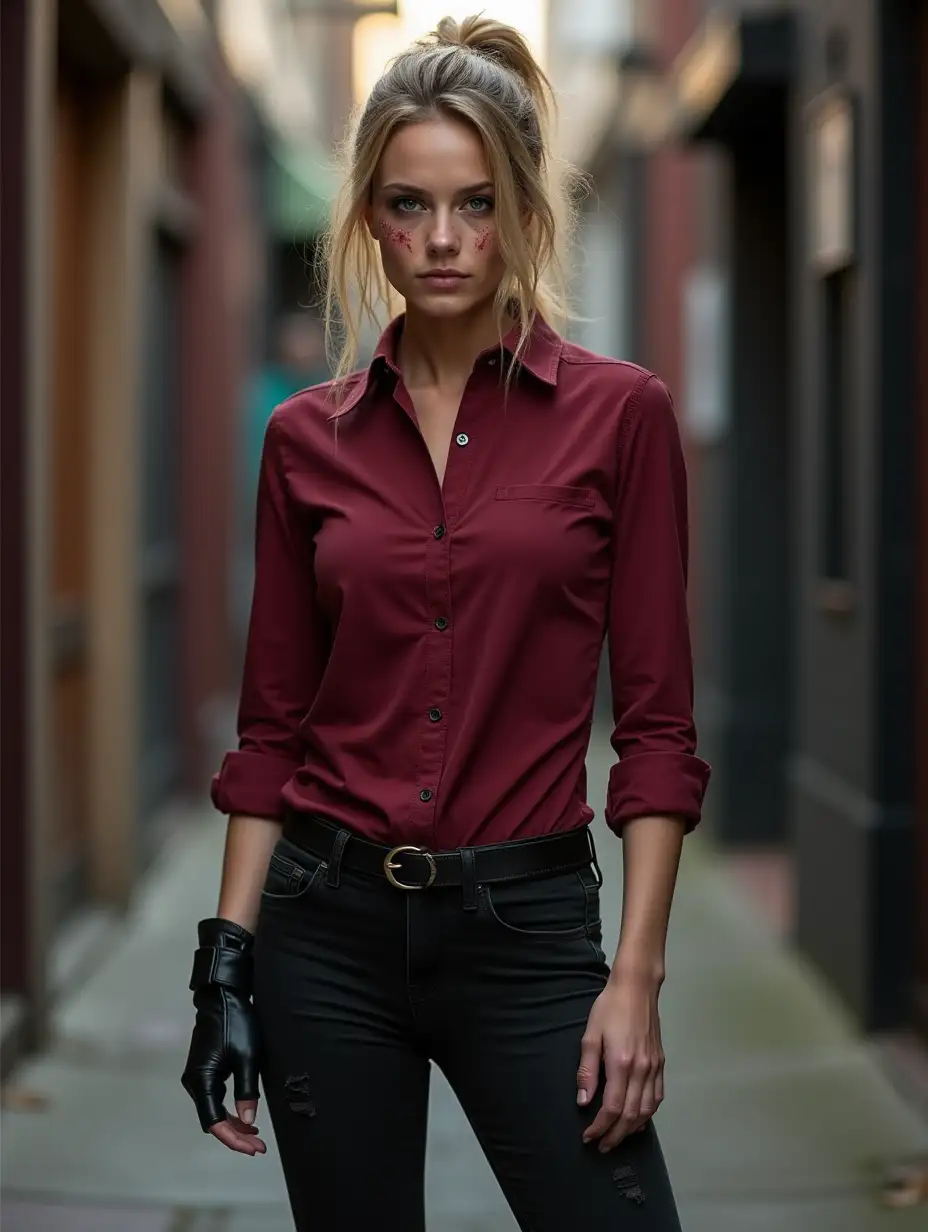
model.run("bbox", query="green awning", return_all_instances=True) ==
[268,138,336,239]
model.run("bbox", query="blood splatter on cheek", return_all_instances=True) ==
[379,219,412,251]
[474,228,492,253]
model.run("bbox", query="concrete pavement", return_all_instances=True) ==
[2,741,927,1230]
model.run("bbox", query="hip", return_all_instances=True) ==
[253,814,610,1007]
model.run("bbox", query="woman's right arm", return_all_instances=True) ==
[182,407,325,1151]
[214,408,325,831]
[212,408,326,914]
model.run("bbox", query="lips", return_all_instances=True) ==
[418,271,470,292]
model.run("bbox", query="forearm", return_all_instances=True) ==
[216,813,282,932]
[610,814,686,985]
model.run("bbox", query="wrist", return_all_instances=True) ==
[190,918,255,997]
[609,951,665,988]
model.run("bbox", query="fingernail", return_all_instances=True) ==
[242,1108,254,1125]
[577,1090,588,1106]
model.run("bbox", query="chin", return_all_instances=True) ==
[405,286,492,320]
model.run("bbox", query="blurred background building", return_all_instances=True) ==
[550,0,928,1046]
[2,0,926,1095]
[0,0,388,1075]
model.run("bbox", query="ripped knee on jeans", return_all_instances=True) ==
[612,1164,646,1204]
[283,1073,316,1117]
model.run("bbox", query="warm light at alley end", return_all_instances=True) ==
[352,0,548,108]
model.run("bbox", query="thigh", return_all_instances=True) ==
[254,839,430,1232]
[439,869,682,1231]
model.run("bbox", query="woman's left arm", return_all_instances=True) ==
[577,374,711,1152]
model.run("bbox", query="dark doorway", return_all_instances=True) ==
[698,91,793,854]
[139,231,184,831]
[49,67,95,925]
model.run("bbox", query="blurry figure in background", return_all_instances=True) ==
[232,313,329,655]
[244,313,328,500]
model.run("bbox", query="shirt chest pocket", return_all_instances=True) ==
[489,484,603,591]
[494,484,596,508]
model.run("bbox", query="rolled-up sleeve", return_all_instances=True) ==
[211,411,325,820]
[605,374,711,834]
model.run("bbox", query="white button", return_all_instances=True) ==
[456,433,469,446]
[487,357,497,366]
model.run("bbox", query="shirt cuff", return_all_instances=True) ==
[605,752,712,835]
[210,750,301,819]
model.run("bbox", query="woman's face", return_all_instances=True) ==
[368,116,506,319]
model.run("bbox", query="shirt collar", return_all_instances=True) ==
[327,312,563,420]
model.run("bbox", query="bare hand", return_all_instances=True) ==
[576,971,665,1152]
[208,1097,267,1156]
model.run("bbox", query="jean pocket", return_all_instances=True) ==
[260,840,327,901]
[481,865,600,939]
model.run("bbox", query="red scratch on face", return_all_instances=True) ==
[380,219,412,250]
[475,228,491,252]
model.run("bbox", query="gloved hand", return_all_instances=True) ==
[181,917,266,1155]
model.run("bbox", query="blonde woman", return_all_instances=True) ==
[182,15,710,1230]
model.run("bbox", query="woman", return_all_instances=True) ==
[182,15,710,1231]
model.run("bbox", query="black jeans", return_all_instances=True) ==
[253,828,682,1231]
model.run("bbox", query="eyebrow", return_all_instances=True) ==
[378,181,494,198]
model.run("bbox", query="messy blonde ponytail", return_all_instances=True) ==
[321,14,578,393]
[432,14,552,128]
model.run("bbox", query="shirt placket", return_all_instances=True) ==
[402,362,493,848]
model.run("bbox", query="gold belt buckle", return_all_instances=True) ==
[384,844,437,890]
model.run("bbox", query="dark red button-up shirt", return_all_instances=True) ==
[211,315,711,847]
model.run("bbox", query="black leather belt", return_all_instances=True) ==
[282,810,596,891]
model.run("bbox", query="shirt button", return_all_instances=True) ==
[433,524,446,540]
[487,357,497,366]
[419,788,433,802]
[434,616,448,631]
[428,707,442,722]
[456,433,469,447]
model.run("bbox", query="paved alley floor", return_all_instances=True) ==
[3,743,928,1230]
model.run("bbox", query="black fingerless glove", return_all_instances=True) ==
[181,917,260,1132]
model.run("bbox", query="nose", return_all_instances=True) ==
[426,207,460,256]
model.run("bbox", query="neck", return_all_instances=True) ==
[399,301,515,388]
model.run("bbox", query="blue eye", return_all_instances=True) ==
[467,196,494,213]
[391,197,422,213]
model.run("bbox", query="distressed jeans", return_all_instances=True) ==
[253,829,683,1231]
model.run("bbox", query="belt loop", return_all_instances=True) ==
[587,827,603,888]
[460,847,478,911]
[326,829,350,889]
